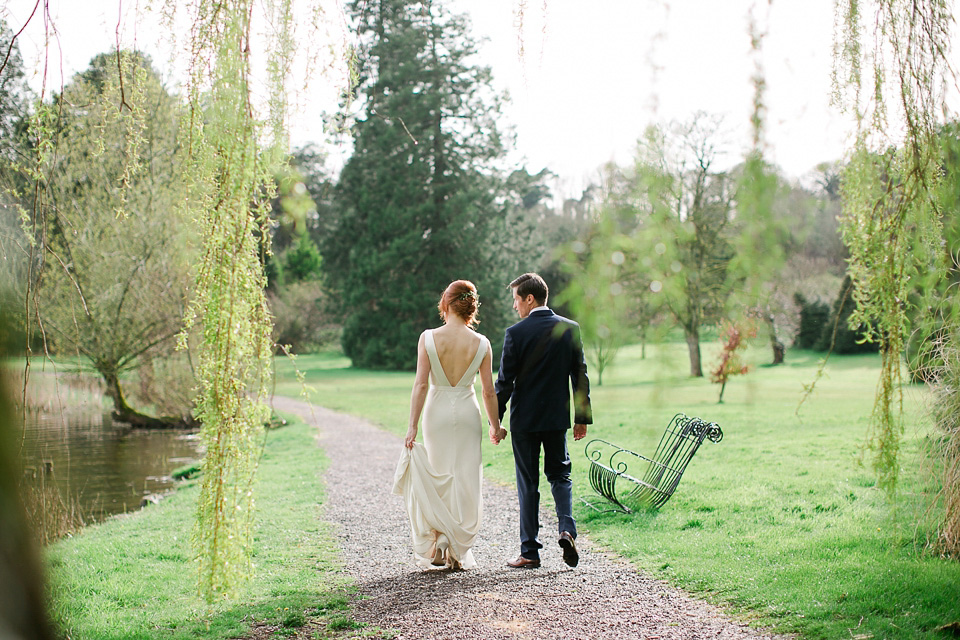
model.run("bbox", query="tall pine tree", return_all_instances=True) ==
[325,0,518,369]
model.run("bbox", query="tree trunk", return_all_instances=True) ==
[771,339,785,365]
[101,370,195,429]
[764,312,785,365]
[685,328,703,377]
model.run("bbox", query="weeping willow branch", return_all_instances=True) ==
[170,0,294,603]
[832,0,952,496]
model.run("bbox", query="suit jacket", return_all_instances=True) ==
[496,309,592,432]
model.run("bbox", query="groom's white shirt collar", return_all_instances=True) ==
[530,305,550,314]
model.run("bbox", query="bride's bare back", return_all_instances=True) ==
[430,324,483,385]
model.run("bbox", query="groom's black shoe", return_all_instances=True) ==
[506,556,541,569]
[559,531,579,567]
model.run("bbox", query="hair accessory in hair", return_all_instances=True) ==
[457,290,478,302]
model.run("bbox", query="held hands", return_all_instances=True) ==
[573,423,588,441]
[488,426,508,445]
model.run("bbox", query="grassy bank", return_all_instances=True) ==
[274,342,960,639]
[46,415,355,639]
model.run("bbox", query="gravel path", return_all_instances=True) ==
[272,397,782,640]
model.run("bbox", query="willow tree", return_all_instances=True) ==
[831,0,954,508]
[23,52,195,428]
[3,44,201,429]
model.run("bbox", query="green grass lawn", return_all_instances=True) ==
[45,416,356,639]
[274,341,960,640]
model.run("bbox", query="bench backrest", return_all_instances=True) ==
[584,413,723,511]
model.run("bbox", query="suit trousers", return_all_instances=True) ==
[511,429,577,559]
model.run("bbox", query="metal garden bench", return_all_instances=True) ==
[583,413,723,512]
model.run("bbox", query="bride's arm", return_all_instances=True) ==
[405,333,430,449]
[478,342,506,445]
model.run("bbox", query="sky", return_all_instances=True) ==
[463,0,862,193]
[3,0,857,195]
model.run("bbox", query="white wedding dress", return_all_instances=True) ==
[393,329,488,569]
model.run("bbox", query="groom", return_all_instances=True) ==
[496,273,592,568]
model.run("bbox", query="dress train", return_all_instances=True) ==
[393,443,478,569]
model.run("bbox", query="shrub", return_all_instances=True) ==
[282,236,322,282]
[906,320,944,383]
[793,292,831,349]
[815,275,880,354]
[928,321,960,556]
[268,281,339,354]
[19,475,88,545]
[710,320,756,403]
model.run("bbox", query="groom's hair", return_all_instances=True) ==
[509,273,548,305]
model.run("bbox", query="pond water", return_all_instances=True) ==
[18,407,201,521]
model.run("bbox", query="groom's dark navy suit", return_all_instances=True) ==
[496,308,592,561]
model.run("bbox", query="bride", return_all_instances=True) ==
[393,280,507,569]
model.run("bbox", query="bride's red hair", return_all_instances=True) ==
[438,280,480,328]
